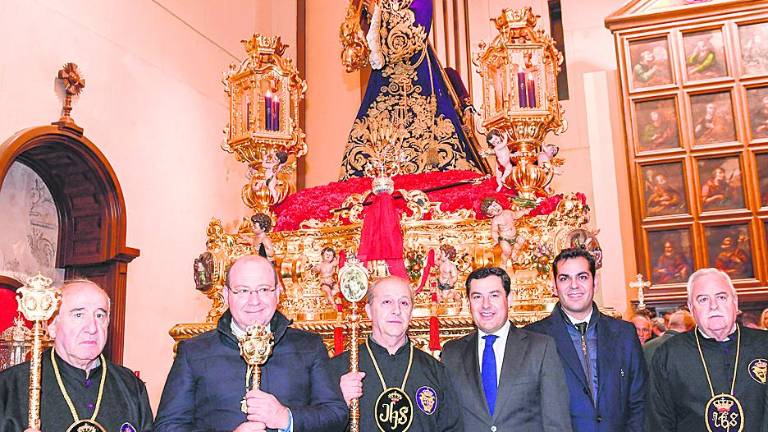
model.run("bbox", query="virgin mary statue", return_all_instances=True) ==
[339,0,487,179]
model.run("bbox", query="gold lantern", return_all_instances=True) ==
[474,8,567,199]
[223,34,308,215]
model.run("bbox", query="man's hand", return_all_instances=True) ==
[244,388,290,430]
[233,421,266,432]
[340,371,366,406]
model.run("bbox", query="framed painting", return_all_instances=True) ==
[697,156,745,212]
[648,228,693,285]
[635,98,680,151]
[746,86,768,140]
[628,37,674,90]
[704,223,754,280]
[739,22,768,76]
[641,162,688,217]
[755,153,768,207]
[690,91,736,145]
[682,29,728,81]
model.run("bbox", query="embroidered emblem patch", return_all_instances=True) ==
[416,386,437,415]
[705,394,743,432]
[120,423,136,432]
[749,358,767,384]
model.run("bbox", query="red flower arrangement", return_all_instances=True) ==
[272,171,586,232]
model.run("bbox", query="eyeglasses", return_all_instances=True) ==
[229,286,277,297]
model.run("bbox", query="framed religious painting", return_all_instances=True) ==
[647,228,694,285]
[640,162,689,217]
[682,28,728,81]
[634,97,681,152]
[689,91,736,145]
[746,85,768,140]
[627,36,674,91]
[696,156,745,212]
[755,153,768,207]
[704,223,755,280]
[738,21,768,76]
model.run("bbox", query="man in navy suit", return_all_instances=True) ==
[526,247,647,432]
[154,255,348,432]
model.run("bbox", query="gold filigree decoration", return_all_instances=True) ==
[339,0,473,179]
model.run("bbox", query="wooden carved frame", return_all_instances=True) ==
[0,123,139,363]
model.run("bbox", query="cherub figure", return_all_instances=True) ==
[314,247,340,304]
[481,197,527,266]
[537,143,560,170]
[482,130,512,192]
[435,244,461,303]
[251,150,288,204]
[249,213,275,260]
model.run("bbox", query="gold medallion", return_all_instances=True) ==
[374,387,413,432]
[66,419,107,432]
[705,394,744,432]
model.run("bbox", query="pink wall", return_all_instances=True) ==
[0,0,261,407]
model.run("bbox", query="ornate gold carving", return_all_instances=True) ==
[474,7,567,199]
[340,0,371,72]
[223,34,307,214]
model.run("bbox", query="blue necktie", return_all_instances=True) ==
[482,334,498,416]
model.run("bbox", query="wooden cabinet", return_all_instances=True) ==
[606,0,768,306]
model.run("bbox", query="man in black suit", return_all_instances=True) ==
[526,247,647,432]
[154,255,348,432]
[442,267,572,431]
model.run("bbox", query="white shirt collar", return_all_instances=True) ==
[697,324,737,341]
[478,320,511,341]
[231,320,271,339]
[563,306,593,326]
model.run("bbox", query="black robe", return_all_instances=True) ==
[328,338,463,431]
[0,348,153,432]
[645,326,768,432]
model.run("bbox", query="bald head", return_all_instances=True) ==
[367,276,412,304]
[49,279,111,370]
[668,310,695,332]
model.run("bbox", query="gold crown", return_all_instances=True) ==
[242,34,287,57]
[713,397,734,412]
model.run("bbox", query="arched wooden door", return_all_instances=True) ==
[0,122,139,363]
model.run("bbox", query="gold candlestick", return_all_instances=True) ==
[338,256,369,432]
[16,274,60,430]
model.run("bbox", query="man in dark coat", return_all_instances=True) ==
[328,276,463,431]
[0,279,153,432]
[442,267,572,431]
[643,309,694,364]
[154,255,347,432]
[645,268,768,431]
[526,247,647,431]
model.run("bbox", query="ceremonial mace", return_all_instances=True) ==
[238,324,275,413]
[17,274,60,430]
[338,256,370,432]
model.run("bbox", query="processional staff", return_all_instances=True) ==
[338,256,370,432]
[238,321,275,413]
[16,273,61,430]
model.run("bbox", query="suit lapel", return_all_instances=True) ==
[461,331,492,420]
[548,310,590,390]
[493,324,527,421]
[596,313,617,404]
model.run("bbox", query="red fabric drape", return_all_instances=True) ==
[357,193,407,279]
[333,326,344,356]
[429,316,441,351]
[415,250,435,294]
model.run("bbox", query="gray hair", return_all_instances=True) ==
[686,268,736,304]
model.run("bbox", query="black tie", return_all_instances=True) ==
[575,322,595,402]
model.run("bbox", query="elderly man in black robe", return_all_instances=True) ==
[645,268,768,432]
[0,279,153,432]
